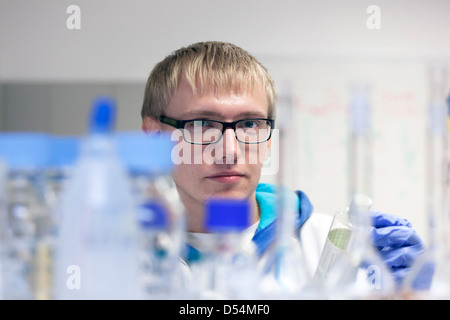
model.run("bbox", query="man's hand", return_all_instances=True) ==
[370,211,430,287]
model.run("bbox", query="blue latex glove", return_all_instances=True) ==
[370,211,428,286]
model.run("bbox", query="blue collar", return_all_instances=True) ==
[251,183,313,256]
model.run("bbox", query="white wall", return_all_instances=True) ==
[1,0,450,81]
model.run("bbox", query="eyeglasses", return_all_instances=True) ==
[159,115,275,145]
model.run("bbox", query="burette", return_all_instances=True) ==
[348,82,373,200]
[402,63,450,297]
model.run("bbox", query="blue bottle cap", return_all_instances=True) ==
[115,131,175,175]
[0,132,51,170]
[49,135,80,168]
[89,96,116,134]
[138,201,169,230]
[205,198,251,232]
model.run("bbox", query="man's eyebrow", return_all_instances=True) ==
[182,110,268,119]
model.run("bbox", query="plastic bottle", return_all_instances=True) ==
[189,198,259,299]
[34,135,80,300]
[44,135,79,222]
[0,132,51,299]
[314,194,372,282]
[115,131,189,299]
[53,96,140,299]
[320,194,396,299]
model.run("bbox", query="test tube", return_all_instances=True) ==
[348,82,373,200]
[402,63,450,298]
[258,80,313,298]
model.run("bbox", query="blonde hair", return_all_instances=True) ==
[141,41,276,119]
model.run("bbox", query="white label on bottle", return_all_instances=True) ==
[314,228,351,281]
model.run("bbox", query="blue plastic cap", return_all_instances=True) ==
[205,198,251,232]
[115,131,175,174]
[0,132,51,170]
[138,201,169,230]
[49,135,80,168]
[89,96,116,134]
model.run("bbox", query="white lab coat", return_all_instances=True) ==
[297,211,334,274]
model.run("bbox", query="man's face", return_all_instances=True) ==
[158,77,271,213]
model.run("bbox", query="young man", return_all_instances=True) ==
[141,41,427,290]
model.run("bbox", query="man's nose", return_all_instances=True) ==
[216,128,241,164]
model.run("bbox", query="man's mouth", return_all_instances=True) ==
[206,171,245,184]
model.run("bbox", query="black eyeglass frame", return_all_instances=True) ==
[159,115,275,145]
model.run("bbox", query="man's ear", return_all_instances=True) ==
[142,116,162,133]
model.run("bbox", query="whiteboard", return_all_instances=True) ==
[260,58,450,242]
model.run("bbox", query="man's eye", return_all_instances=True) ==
[241,120,259,128]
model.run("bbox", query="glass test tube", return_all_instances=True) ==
[348,82,373,200]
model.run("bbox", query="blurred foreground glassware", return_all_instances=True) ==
[116,131,189,299]
[189,198,260,299]
[348,81,373,200]
[53,97,140,299]
[257,80,317,299]
[401,64,450,299]
[0,132,51,299]
[322,194,396,299]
